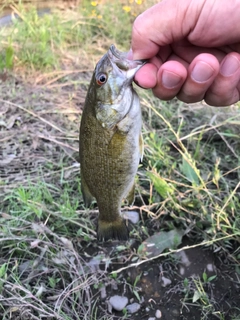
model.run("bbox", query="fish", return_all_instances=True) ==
[79,44,145,241]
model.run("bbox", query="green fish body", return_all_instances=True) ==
[79,45,144,241]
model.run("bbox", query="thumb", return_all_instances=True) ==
[131,0,203,60]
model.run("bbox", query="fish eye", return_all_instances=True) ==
[96,73,107,85]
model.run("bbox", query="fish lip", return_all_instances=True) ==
[109,44,125,60]
[108,44,146,72]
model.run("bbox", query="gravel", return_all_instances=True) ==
[126,302,141,314]
[109,295,128,311]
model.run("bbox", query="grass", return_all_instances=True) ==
[0,0,150,73]
[0,1,240,319]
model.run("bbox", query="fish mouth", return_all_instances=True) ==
[108,44,146,76]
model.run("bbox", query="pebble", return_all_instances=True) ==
[161,276,172,287]
[100,286,107,299]
[123,211,139,224]
[155,309,162,318]
[86,254,102,272]
[126,302,141,314]
[176,250,191,267]
[206,263,214,272]
[111,280,118,291]
[109,295,128,311]
[179,266,185,275]
[148,318,156,320]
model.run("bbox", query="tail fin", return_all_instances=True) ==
[97,218,129,241]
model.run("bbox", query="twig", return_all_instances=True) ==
[110,234,236,275]
[0,98,65,133]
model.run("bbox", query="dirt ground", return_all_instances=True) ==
[1,71,240,320]
[96,239,240,320]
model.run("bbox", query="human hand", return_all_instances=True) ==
[131,0,240,106]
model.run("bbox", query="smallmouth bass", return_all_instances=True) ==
[79,45,145,241]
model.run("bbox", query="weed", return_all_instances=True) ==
[202,271,217,284]
[0,1,240,319]
[0,0,152,73]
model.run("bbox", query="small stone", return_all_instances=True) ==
[206,263,214,272]
[87,254,102,272]
[100,286,107,299]
[111,280,118,291]
[123,211,139,224]
[176,250,191,267]
[161,276,172,287]
[109,295,128,311]
[179,266,185,275]
[155,309,162,318]
[126,302,141,314]
[148,318,156,320]
[171,308,180,317]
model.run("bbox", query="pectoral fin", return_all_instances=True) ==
[126,182,135,206]
[81,172,94,207]
[139,133,144,162]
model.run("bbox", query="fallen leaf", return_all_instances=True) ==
[0,154,16,166]
[1,212,13,219]
[138,229,184,258]
[6,114,21,129]
[0,72,7,82]
[192,290,201,303]
[60,237,74,250]
[31,239,41,248]
[180,157,200,185]
[147,170,174,198]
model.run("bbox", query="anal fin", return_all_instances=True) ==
[139,133,144,162]
[126,182,135,206]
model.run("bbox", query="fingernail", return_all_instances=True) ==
[220,55,240,76]
[162,70,182,89]
[191,61,214,82]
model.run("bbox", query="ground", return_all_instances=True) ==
[0,3,240,320]
[1,72,240,320]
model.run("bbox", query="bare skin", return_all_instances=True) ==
[131,0,240,106]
